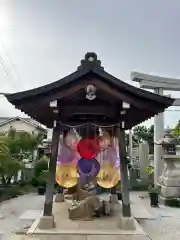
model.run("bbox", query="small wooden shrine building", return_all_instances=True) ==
[5,53,174,228]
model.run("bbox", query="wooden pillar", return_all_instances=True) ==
[43,120,61,216]
[117,125,131,217]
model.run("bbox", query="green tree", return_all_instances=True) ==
[26,132,44,161]
[0,136,10,160]
[133,125,154,153]
[0,134,24,184]
[0,157,24,185]
[133,125,154,143]
[6,129,44,162]
[133,125,149,142]
[173,120,180,137]
[0,129,45,184]
[125,132,138,147]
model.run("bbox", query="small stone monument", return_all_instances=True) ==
[139,143,149,181]
[157,133,180,200]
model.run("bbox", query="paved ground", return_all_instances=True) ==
[0,193,45,239]
[131,192,180,240]
[1,192,180,239]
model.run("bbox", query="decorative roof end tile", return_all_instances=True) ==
[77,52,104,70]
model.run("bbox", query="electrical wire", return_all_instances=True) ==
[0,39,23,89]
[0,54,17,90]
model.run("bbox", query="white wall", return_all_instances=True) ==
[0,119,39,134]
[47,128,53,140]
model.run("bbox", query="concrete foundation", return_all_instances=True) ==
[117,216,136,230]
[110,195,119,204]
[54,193,64,203]
[27,200,148,240]
[38,215,55,229]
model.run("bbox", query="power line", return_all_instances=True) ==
[0,39,23,88]
[0,53,17,90]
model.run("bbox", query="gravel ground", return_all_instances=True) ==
[1,192,180,239]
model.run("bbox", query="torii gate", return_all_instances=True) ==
[131,72,180,184]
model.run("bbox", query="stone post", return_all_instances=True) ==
[139,143,149,181]
[154,88,164,184]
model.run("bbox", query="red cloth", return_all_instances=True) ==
[77,137,100,159]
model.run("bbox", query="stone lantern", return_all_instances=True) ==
[155,133,178,155]
[156,133,180,202]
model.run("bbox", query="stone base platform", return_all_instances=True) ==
[160,195,180,207]
[26,201,149,240]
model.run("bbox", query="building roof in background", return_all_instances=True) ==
[0,116,47,132]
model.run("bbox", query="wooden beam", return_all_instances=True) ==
[17,83,86,108]
[16,77,159,111]
[59,105,117,117]
[91,79,161,110]
[117,126,131,217]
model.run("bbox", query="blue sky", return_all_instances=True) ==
[0,0,180,128]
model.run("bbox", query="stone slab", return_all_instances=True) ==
[26,235,86,240]
[162,176,180,186]
[118,201,154,220]
[38,216,55,229]
[87,235,149,240]
[33,227,146,235]
[117,217,136,230]
[26,196,149,239]
[25,234,149,240]
[161,185,180,198]
[131,204,154,220]
[20,210,43,220]
[54,194,64,203]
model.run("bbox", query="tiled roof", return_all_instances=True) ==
[0,117,47,131]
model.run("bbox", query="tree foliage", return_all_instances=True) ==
[34,157,49,179]
[0,128,45,184]
[133,125,154,153]
[173,120,180,137]
[133,125,154,143]
[125,132,138,147]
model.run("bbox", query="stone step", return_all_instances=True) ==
[25,234,149,240]
[3,234,24,240]
[5,235,40,240]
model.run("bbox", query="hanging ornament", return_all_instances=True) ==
[56,163,77,188]
[103,146,117,165]
[99,132,111,150]
[64,132,79,151]
[77,158,100,178]
[77,137,100,159]
[115,141,121,168]
[97,163,120,189]
[96,150,104,164]
[57,145,76,164]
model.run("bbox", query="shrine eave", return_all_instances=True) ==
[6,53,173,106]
[5,52,175,129]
